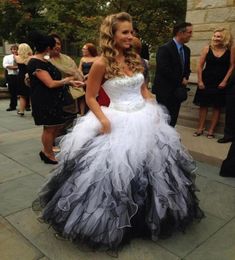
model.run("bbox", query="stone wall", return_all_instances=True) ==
[186,0,235,83]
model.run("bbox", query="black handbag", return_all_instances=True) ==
[174,86,188,103]
[61,85,74,106]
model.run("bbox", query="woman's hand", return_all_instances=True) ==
[70,80,86,88]
[182,78,188,86]
[100,118,111,134]
[63,76,74,85]
[198,81,205,89]
[218,81,227,89]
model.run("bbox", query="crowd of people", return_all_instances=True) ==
[2,11,235,253]
[152,23,235,178]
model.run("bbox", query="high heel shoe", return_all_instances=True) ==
[17,111,24,116]
[207,133,215,139]
[39,151,58,164]
[193,129,204,137]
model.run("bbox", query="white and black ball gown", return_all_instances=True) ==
[33,73,204,249]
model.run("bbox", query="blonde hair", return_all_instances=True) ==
[17,43,33,64]
[210,28,233,49]
[99,12,143,79]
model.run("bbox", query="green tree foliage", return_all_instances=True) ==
[0,0,50,43]
[0,0,186,52]
[100,0,187,48]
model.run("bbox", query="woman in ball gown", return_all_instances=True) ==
[33,12,204,250]
[193,28,234,138]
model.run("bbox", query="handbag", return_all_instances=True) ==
[174,86,188,103]
[61,85,74,106]
[69,85,85,99]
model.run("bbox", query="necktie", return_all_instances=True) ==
[179,46,184,70]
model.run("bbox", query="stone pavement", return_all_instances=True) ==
[0,99,235,260]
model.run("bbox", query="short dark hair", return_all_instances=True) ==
[50,33,62,43]
[173,22,192,36]
[30,31,56,52]
[10,44,18,50]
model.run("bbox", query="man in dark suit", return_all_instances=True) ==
[152,22,193,127]
[217,71,235,143]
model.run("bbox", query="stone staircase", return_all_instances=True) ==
[0,86,10,99]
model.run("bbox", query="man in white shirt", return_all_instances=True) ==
[3,44,19,111]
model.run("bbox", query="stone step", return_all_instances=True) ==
[0,87,10,99]
[176,125,229,167]
[178,84,225,134]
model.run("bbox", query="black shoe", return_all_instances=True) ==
[25,107,31,111]
[6,107,16,111]
[39,151,58,164]
[217,137,233,143]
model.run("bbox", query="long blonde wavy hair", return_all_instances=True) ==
[210,28,233,50]
[16,43,33,64]
[100,12,144,79]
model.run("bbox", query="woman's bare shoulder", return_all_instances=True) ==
[93,56,106,64]
[203,45,210,52]
[92,57,106,70]
[200,45,210,56]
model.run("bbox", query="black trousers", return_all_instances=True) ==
[220,142,235,177]
[156,95,181,127]
[7,75,18,109]
[223,86,235,139]
[167,101,181,127]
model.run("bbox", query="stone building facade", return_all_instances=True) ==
[186,0,235,83]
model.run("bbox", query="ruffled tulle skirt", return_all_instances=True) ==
[33,100,204,249]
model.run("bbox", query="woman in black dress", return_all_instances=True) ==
[78,43,99,114]
[193,28,234,138]
[15,43,33,116]
[27,32,74,164]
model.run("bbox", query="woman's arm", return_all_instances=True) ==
[197,46,208,89]
[35,70,72,88]
[218,46,235,88]
[86,58,111,134]
[141,82,155,100]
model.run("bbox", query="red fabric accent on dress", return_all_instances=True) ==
[98,87,110,106]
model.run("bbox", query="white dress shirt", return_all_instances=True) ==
[2,54,18,75]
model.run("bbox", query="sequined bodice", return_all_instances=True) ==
[102,73,145,111]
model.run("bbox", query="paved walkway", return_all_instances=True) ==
[0,99,234,260]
